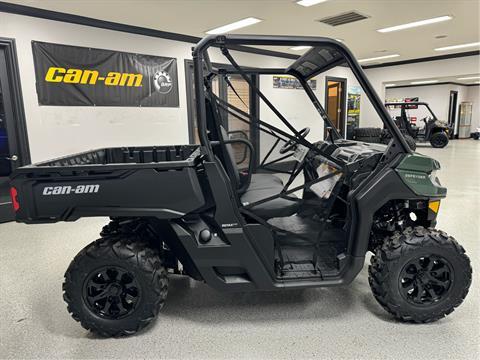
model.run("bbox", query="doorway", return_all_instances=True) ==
[0,38,30,223]
[448,90,458,139]
[184,60,260,168]
[324,77,346,138]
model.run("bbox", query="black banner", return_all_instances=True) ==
[32,41,179,107]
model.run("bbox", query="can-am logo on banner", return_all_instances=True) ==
[32,41,179,107]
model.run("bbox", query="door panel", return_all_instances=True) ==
[0,51,14,222]
[325,78,346,138]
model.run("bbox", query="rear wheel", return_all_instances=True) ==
[368,227,471,323]
[63,235,168,337]
[430,131,449,148]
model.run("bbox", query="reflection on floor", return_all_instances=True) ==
[0,140,478,359]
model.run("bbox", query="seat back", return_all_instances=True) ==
[205,97,241,190]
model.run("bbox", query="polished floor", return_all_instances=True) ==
[1,140,479,359]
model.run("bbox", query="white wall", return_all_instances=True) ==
[364,55,480,128]
[0,13,290,163]
[258,66,364,160]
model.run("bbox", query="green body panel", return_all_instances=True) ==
[395,153,447,197]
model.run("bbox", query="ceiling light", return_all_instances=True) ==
[358,54,400,63]
[296,0,329,7]
[457,75,480,80]
[410,80,439,85]
[435,42,480,51]
[385,83,396,87]
[206,17,262,35]
[290,46,312,51]
[377,15,452,33]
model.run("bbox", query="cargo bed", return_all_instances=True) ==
[10,145,206,223]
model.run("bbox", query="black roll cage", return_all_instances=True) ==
[192,34,412,165]
[385,102,439,121]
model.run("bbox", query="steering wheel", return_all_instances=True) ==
[279,127,310,154]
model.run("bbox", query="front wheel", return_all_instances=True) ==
[369,227,471,323]
[63,235,168,337]
[430,131,449,148]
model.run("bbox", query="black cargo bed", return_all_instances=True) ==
[10,145,206,223]
[16,145,201,173]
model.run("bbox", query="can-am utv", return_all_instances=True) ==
[385,102,450,148]
[9,35,471,337]
[355,102,450,150]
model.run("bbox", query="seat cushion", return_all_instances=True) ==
[248,173,283,190]
[241,174,299,219]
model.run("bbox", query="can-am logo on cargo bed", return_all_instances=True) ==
[45,67,143,87]
[42,185,100,196]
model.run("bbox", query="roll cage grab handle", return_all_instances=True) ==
[192,34,412,162]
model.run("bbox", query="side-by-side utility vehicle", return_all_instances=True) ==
[384,101,451,149]
[354,101,451,150]
[10,35,471,337]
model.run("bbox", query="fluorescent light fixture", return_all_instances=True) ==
[206,17,262,34]
[457,75,480,80]
[435,42,480,51]
[385,83,397,87]
[290,46,312,51]
[296,0,329,7]
[377,15,452,33]
[358,54,400,63]
[410,80,439,85]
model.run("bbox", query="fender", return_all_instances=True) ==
[350,168,419,257]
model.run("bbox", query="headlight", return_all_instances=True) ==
[429,170,442,187]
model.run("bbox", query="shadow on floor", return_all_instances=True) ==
[160,276,362,323]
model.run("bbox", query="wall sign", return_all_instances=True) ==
[346,85,361,139]
[273,75,317,90]
[32,41,179,107]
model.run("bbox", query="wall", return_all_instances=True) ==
[0,12,291,163]
[363,55,480,128]
[258,66,364,160]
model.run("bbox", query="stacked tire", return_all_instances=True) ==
[353,127,382,143]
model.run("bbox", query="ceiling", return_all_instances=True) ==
[4,0,480,65]
[385,74,480,87]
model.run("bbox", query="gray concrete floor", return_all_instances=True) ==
[1,140,479,359]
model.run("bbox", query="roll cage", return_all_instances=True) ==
[385,101,438,121]
[192,35,415,254]
[192,34,412,163]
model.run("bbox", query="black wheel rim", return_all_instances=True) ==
[432,134,446,147]
[83,266,140,319]
[399,255,453,306]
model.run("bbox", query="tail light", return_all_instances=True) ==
[10,187,19,212]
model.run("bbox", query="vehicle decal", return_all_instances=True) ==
[42,185,100,196]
